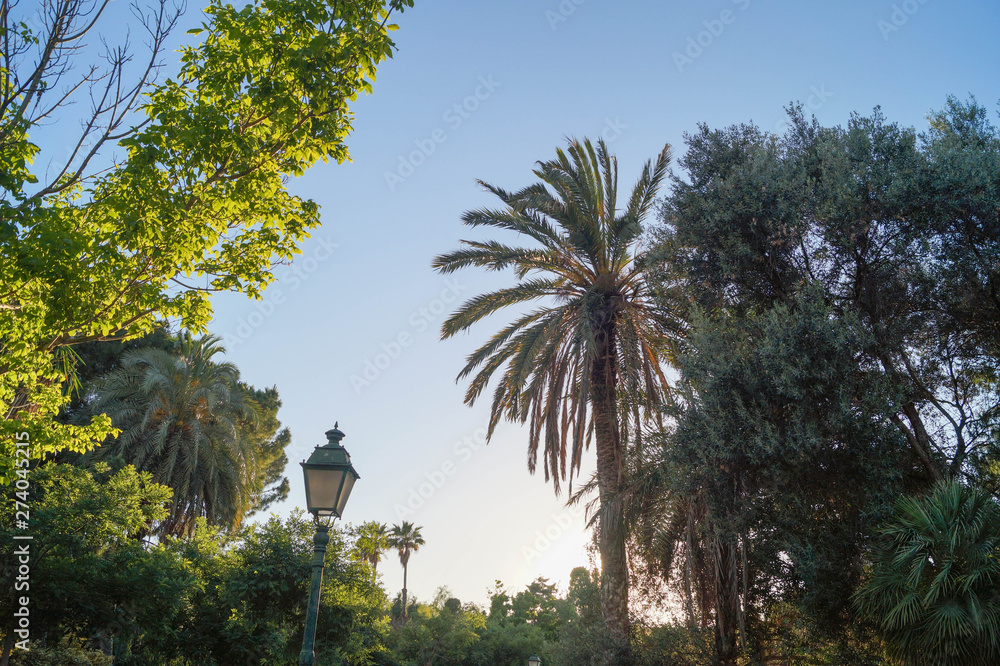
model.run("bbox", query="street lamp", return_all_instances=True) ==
[528,655,542,666]
[298,424,360,666]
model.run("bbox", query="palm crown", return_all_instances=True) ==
[855,481,1000,664]
[433,137,675,492]
[89,334,259,537]
[388,521,425,566]
[355,521,390,575]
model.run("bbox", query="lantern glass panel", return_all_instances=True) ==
[335,473,356,517]
[304,467,348,515]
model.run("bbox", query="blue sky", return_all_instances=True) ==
[37,0,999,608]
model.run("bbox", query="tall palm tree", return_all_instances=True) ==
[388,521,425,620]
[355,521,389,576]
[88,334,259,537]
[432,137,675,649]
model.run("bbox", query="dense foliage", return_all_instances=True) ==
[78,332,290,537]
[855,481,1000,665]
[0,472,390,666]
[632,97,1000,663]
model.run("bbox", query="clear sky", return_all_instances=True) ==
[94,0,1000,607]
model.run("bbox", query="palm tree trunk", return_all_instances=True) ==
[710,476,744,665]
[712,537,740,666]
[590,317,630,660]
[401,562,408,619]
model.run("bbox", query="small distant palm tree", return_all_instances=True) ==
[355,521,389,576]
[89,334,258,537]
[854,481,1000,665]
[388,521,425,619]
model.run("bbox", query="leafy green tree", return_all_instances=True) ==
[136,512,390,665]
[8,636,113,666]
[389,521,425,620]
[387,585,562,666]
[647,97,1000,663]
[236,383,292,517]
[467,620,551,666]
[921,97,1000,361]
[657,99,1000,484]
[855,481,1000,665]
[388,588,486,665]
[86,334,261,537]
[487,581,513,624]
[630,291,906,664]
[567,567,602,629]
[0,463,178,665]
[0,469,388,664]
[630,623,713,666]
[0,0,412,481]
[433,137,675,654]
[509,578,566,641]
[480,572,601,666]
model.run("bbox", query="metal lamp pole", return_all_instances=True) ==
[299,520,331,666]
[298,425,359,666]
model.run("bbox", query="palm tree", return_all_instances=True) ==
[620,438,741,662]
[388,521,425,620]
[88,333,259,537]
[355,521,389,576]
[433,137,675,649]
[854,481,1000,665]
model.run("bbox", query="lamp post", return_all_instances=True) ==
[298,424,360,666]
[528,655,542,666]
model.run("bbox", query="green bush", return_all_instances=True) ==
[9,637,113,666]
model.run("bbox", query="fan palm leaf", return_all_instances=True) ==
[855,481,1000,665]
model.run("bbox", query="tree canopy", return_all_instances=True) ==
[637,96,1000,663]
